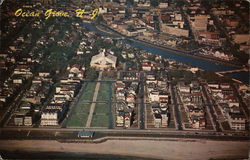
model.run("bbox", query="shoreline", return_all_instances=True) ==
[0,139,248,160]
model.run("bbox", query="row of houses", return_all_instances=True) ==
[13,72,52,126]
[115,81,139,128]
[145,71,170,128]
[177,81,206,129]
[207,83,246,130]
[40,69,82,126]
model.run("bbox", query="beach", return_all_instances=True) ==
[0,139,248,160]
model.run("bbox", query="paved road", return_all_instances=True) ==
[201,84,222,132]
[170,84,183,130]
[232,84,249,121]
[85,71,103,127]
[139,72,145,129]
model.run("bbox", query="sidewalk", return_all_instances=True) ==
[85,71,103,127]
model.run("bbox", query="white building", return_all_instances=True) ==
[149,91,160,102]
[227,113,246,130]
[40,112,58,126]
[90,49,117,70]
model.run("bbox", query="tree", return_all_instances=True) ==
[126,0,134,5]
[85,68,99,80]
[150,0,159,7]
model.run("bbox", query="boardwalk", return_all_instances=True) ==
[85,71,103,128]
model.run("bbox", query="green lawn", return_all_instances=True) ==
[82,82,96,102]
[96,83,111,101]
[91,115,109,127]
[66,103,90,128]
[94,103,110,115]
[67,82,113,128]
[66,82,96,128]
[91,103,110,128]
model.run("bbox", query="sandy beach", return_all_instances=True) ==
[0,138,248,160]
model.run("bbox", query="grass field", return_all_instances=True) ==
[66,82,96,128]
[94,103,110,114]
[81,82,96,102]
[91,103,111,128]
[91,82,113,128]
[91,115,109,127]
[66,82,113,128]
[96,83,111,101]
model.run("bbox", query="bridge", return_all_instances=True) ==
[216,68,248,74]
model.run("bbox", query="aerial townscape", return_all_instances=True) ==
[0,0,249,159]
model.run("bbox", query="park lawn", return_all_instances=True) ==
[91,103,111,128]
[94,103,110,114]
[66,103,91,128]
[91,114,109,128]
[96,83,111,101]
[82,82,96,102]
[66,82,97,128]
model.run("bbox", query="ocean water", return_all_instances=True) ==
[0,151,158,160]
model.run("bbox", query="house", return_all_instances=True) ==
[14,64,32,77]
[116,111,124,127]
[32,78,43,84]
[159,2,168,8]
[23,95,41,104]
[124,112,131,128]
[13,76,24,84]
[190,116,206,129]
[208,82,219,89]
[38,72,50,77]
[90,49,117,70]
[153,113,162,128]
[116,90,126,101]
[116,81,125,90]
[24,116,32,126]
[121,72,139,80]
[126,94,135,103]
[14,115,23,126]
[0,96,7,103]
[142,62,152,71]
[149,90,160,102]
[151,103,160,114]
[184,93,203,104]
[159,91,169,103]
[20,101,32,110]
[161,110,169,127]
[227,113,246,130]
[40,111,58,126]
[177,82,190,93]
[186,105,204,117]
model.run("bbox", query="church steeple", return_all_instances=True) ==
[100,49,106,57]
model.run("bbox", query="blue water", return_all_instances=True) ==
[0,151,156,160]
[130,42,236,72]
[82,22,249,84]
